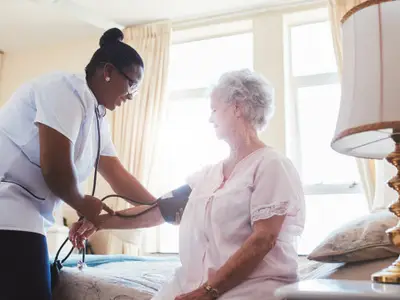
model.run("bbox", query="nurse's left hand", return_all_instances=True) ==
[174,288,213,300]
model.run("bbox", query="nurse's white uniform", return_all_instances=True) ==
[0,72,117,236]
[152,147,305,300]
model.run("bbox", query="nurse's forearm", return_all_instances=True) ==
[99,156,157,205]
[99,205,164,229]
[204,231,276,296]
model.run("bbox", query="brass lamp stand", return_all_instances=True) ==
[372,133,400,284]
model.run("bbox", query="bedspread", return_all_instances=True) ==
[53,260,180,300]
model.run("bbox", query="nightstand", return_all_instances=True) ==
[274,279,400,300]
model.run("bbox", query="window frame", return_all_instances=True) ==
[168,22,253,102]
[285,17,362,197]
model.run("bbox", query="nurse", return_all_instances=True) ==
[0,28,156,299]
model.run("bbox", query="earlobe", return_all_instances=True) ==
[103,63,113,83]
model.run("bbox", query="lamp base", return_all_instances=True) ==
[372,255,400,284]
[371,141,400,284]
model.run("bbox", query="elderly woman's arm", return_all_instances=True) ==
[175,215,285,300]
[206,215,285,294]
[176,157,300,300]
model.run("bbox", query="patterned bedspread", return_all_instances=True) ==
[53,259,179,300]
[52,256,343,300]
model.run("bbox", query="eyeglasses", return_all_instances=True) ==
[103,62,138,95]
[100,62,140,95]
[116,67,139,94]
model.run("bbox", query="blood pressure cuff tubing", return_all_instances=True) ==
[157,184,192,223]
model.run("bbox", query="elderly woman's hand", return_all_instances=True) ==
[174,288,213,300]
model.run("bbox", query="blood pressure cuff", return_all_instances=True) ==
[157,184,192,224]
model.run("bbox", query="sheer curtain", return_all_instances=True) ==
[89,22,172,255]
[328,0,377,211]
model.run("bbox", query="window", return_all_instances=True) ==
[151,28,253,253]
[285,18,369,255]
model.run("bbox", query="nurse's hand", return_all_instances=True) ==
[78,195,115,224]
[69,219,96,249]
[69,213,113,249]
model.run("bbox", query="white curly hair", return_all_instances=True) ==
[211,68,275,130]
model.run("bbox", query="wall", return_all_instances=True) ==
[0,36,98,105]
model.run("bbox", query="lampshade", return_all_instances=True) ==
[331,0,400,159]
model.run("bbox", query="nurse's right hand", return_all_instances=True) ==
[78,195,115,225]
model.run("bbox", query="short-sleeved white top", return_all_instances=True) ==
[0,72,116,235]
[153,147,305,299]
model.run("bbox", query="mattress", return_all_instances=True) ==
[53,255,391,300]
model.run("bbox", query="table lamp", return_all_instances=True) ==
[331,0,400,284]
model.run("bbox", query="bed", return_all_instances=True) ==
[53,210,400,299]
[52,254,395,300]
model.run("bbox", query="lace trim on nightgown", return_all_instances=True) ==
[251,201,290,222]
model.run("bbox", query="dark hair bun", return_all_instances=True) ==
[99,28,124,47]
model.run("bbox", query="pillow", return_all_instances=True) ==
[308,210,400,263]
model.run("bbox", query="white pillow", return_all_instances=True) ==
[308,210,400,263]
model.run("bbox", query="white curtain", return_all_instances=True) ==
[89,22,172,255]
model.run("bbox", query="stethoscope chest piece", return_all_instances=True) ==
[77,260,87,270]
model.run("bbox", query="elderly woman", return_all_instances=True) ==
[70,68,305,300]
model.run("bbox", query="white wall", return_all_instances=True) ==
[0,36,98,105]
